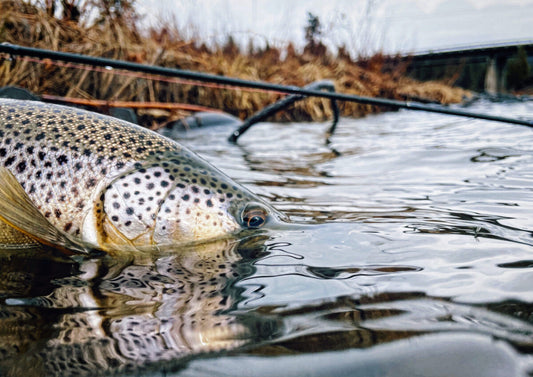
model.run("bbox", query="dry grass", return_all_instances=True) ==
[0,1,471,127]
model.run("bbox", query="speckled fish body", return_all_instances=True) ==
[0,99,279,254]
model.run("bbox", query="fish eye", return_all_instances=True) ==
[241,205,268,229]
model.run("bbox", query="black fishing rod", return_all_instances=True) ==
[2,43,533,132]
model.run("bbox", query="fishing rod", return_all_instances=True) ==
[2,43,533,134]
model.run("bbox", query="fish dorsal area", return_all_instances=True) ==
[97,153,246,249]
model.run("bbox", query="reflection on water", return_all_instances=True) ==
[1,97,533,376]
[0,238,281,376]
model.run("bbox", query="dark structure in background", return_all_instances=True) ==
[404,42,533,94]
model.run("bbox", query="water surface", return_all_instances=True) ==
[1,97,532,376]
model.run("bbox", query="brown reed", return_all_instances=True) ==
[0,1,471,127]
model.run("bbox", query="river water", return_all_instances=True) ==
[0,97,532,376]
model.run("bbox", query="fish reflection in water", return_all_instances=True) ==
[0,237,280,376]
[2,229,533,377]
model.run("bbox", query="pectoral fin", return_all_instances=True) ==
[0,167,91,255]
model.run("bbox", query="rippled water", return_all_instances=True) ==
[1,97,533,377]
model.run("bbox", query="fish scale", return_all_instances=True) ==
[0,99,280,253]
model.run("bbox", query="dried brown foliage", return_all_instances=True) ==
[0,0,470,126]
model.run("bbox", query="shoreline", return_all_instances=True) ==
[0,1,471,128]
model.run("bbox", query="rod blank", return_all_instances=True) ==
[1,43,532,129]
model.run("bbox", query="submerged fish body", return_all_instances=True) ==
[0,99,280,254]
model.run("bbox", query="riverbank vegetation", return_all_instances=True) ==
[0,0,471,127]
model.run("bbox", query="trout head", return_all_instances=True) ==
[87,154,281,250]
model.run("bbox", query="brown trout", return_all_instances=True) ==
[0,99,282,254]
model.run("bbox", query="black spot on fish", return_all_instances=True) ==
[35,132,45,141]
[4,156,16,166]
[104,133,112,140]
[57,155,68,165]
[161,180,169,187]
[64,222,72,232]
[206,199,214,207]
[112,215,119,222]
[0,148,6,157]
[86,178,97,188]
[182,194,190,201]
[54,209,62,219]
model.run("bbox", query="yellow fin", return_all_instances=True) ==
[0,220,40,249]
[0,167,91,255]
